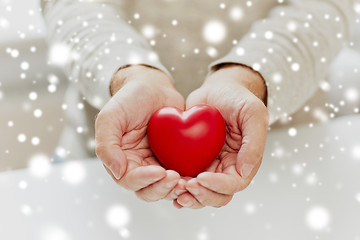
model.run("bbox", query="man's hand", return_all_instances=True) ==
[95,65,187,202]
[175,64,269,209]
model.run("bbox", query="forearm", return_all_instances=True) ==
[210,0,356,124]
[41,0,170,109]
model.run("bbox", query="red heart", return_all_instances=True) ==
[147,104,226,177]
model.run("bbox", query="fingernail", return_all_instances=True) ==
[109,162,122,180]
[241,164,254,179]
[175,190,186,196]
[178,199,192,208]
[181,202,192,207]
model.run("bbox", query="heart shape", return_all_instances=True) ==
[147,104,226,177]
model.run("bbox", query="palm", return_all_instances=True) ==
[112,82,185,176]
[174,82,268,209]
[186,83,249,175]
[120,126,160,172]
[95,66,187,203]
[205,130,242,175]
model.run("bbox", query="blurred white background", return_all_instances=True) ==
[0,0,68,171]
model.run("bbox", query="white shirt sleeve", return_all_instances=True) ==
[210,0,357,125]
[40,0,171,109]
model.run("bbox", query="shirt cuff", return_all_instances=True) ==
[73,44,171,110]
[208,41,318,126]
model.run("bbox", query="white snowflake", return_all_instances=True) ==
[288,127,297,137]
[106,205,130,229]
[29,154,52,178]
[31,137,40,146]
[202,21,227,44]
[17,134,27,143]
[306,206,331,231]
[62,162,86,185]
[230,7,244,21]
[48,43,71,66]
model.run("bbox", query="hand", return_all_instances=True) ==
[175,64,269,209]
[95,65,187,202]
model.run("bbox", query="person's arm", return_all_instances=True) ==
[210,0,357,124]
[40,0,171,109]
[41,0,188,204]
[177,0,357,209]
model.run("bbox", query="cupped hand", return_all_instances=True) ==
[175,64,269,209]
[95,65,187,202]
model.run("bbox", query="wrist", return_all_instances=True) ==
[207,63,268,105]
[110,64,174,96]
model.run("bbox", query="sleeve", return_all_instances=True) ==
[40,0,171,109]
[209,0,358,125]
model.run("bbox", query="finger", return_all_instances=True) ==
[120,165,166,191]
[135,170,180,202]
[186,179,233,208]
[173,200,183,209]
[196,168,243,195]
[176,192,204,209]
[104,164,123,183]
[164,178,187,200]
[95,110,126,180]
[236,103,268,179]
[185,89,206,110]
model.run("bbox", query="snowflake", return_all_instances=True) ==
[244,202,256,214]
[20,204,33,216]
[171,19,178,26]
[31,137,40,146]
[202,21,227,44]
[33,109,43,118]
[291,63,300,72]
[352,145,360,160]
[106,205,130,229]
[141,25,156,39]
[61,162,86,185]
[345,87,359,102]
[197,227,209,240]
[119,228,131,238]
[206,47,218,58]
[17,134,27,143]
[48,43,71,66]
[230,7,244,21]
[28,91,38,101]
[38,224,71,240]
[28,154,52,178]
[18,180,28,189]
[306,206,331,231]
[288,127,297,137]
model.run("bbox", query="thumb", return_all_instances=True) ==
[96,143,127,180]
[236,104,268,179]
[95,112,127,180]
[185,89,206,110]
